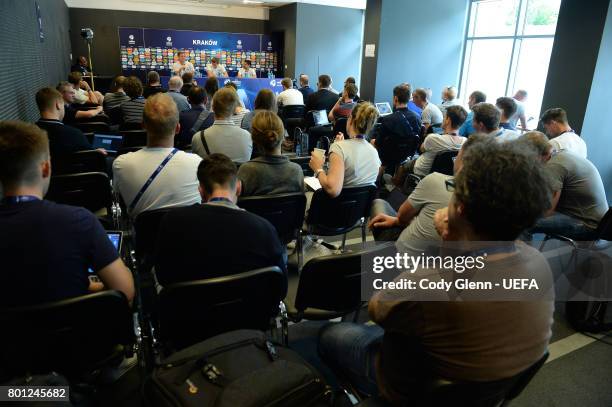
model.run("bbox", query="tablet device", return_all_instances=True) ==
[313,109,330,126]
[376,102,392,116]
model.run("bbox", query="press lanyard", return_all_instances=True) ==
[128,148,178,212]
[2,196,40,204]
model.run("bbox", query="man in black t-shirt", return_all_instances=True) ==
[56,81,103,125]
[155,154,287,288]
[0,121,134,307]
[306,74,339,114]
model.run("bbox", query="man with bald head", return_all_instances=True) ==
[167,75,190,112]
[113,93,202,218]
[298,73,314,102]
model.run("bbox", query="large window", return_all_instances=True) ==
[459,0,561,128]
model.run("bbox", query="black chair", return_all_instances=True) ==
[120,122,144,131]
[540,206,612,253]
[430,150,458,176]
[74,121,111,134]
[290,156,314,176]
[121,129,147,147]
[284,243,394,323]
[354,352,549,407]
[280,104,306,121]
[333,117,348,137]
[106,106,122,125]
[286,118,307,142]
[0,291,133,379]
[306,185,377,251]
[157,266,287,351]
[53,150,107,175]
[133,207,177,272]
[45,172,114,217]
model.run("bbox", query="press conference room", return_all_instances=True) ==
[0,0,611,406]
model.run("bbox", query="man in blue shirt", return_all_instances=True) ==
[458,90,486,137]
[177,86,214,148]
[298,74,314,102]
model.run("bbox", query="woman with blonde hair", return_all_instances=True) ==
[309,102,381,197]
[237,110,304,196]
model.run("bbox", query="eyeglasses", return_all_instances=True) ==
[445,179,456,192]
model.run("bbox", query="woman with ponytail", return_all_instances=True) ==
[237,110,304,196]
[309,102,382,197]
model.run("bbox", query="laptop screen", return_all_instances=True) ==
[313,110,330,126]
[89,232,122,274]
[92,134,123,153]
[376,102,392,116]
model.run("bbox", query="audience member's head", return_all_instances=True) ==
[453,133,490,174]
[110,75,127,93]
[188,86,207,107]
[224,81,238,91]
[281,78,293,90]
[168,76,183,92]
[343,83,358,100]
[143,93,179,145]
[124,76,143,99]
[318,74,332,90]
[345,76,356,85]
[393,83,411,107]
[56,81,75,104]
[78,56,88,67]
[0,121,50,195]
[412,88,429,108]
[147,71,161,86]
[251,111,285,155]
[514,89,528,102]
[450,139,551,240]
[254,88,276,111]
[178,51,187,63]
[442,86,457,102]
[347,102,379,137]
[36,87,64,120]
[182,72,194,85]
[204,76,219,98]
[196,153,240,202]
[299,74,309,87]
[519,131,553,162]
[472,102,501,133]
[468,90,487,109]
[212,87,239,119]
[67,71,82,89]
[540,108,571,138]
[496,97,518,122]
[444,105,468,131]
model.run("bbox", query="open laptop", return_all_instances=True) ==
[88,231,123,275]
[375,102,392,116]
[313,109,330,126]
[92,133,123,154]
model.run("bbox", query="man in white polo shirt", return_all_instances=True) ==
[540,108,587,158]
[277,77,304,108]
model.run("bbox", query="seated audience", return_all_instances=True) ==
[510,89,528,130]
[57,81,103,125]
[309,102,381,197]
[306,74,339,114]
[68,71,103,105]
[458,90,486,137]
[180,72,195,96]
[154,153,287,286]
[0,121,134,306]
[103,75,130,113]
[238,111,304,196]
[167,76,190,112]
[191,87,252,163]
[71,55,90,75]
[540,108,587,158]
[177,86,214,148]
[237,59,257,78]
[412,105,468,177]
[496,97,518,131]
[120,76,146,126]
[369,134,486,254]
[143,71,165,98]
[472,102,520,141]
[225,82,250,126]
[113,93,202,218]
[298,74,314,102]
[344,77,360,101]
[370,83,421,170]
[412,88,443,133]
[241,88,276,131]
[524,132,606,240]
[438,86,460,114]
[319,139,554,404]
[206,57,228,78]
[204,76,219,111]
[328,83,358,122]
[35,87,105,167]
[277,77,304,108]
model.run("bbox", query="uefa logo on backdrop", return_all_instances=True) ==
[267,41,272,51]
[270,79,277,87]
[237,39,243,50]
[128,34,135,45]
[166,36,173,46]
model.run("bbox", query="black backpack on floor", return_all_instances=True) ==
[144,330,332,407]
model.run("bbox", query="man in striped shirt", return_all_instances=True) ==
[120,76,145,127]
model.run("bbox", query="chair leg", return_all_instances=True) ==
[297,231,303,272]
[361,218,366,248]
[279,301,289,346]
[341,233,347,252]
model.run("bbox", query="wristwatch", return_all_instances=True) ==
[314,169,324,178]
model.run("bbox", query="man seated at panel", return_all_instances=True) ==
[0,121,134,307]
[496,97,518,131]
[191,87,252,163]
[167,76,191,112]
[113,93,202,218]
[238,111,304,196]
[206,57,228,78]
[177,86,214,149]
[458,90,486,137]
[540,108,587,158]
[318,139,554,404]
[237,59,257,78]
[412,88,443,134]
[172,50,195,77]
[277,77,304,108]
[57,81,103,125]
[306,74,339,114]
[472,102,520,142]
[154,153,287,287]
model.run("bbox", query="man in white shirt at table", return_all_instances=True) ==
[206,57,228,78]
[172,51,195,77]
[237,60,257,78]
[540,107,587,159]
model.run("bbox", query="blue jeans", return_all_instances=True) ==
[529,212,597,241]
[318,322,384,397]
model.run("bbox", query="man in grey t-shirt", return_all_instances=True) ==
[529,151,608,240]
